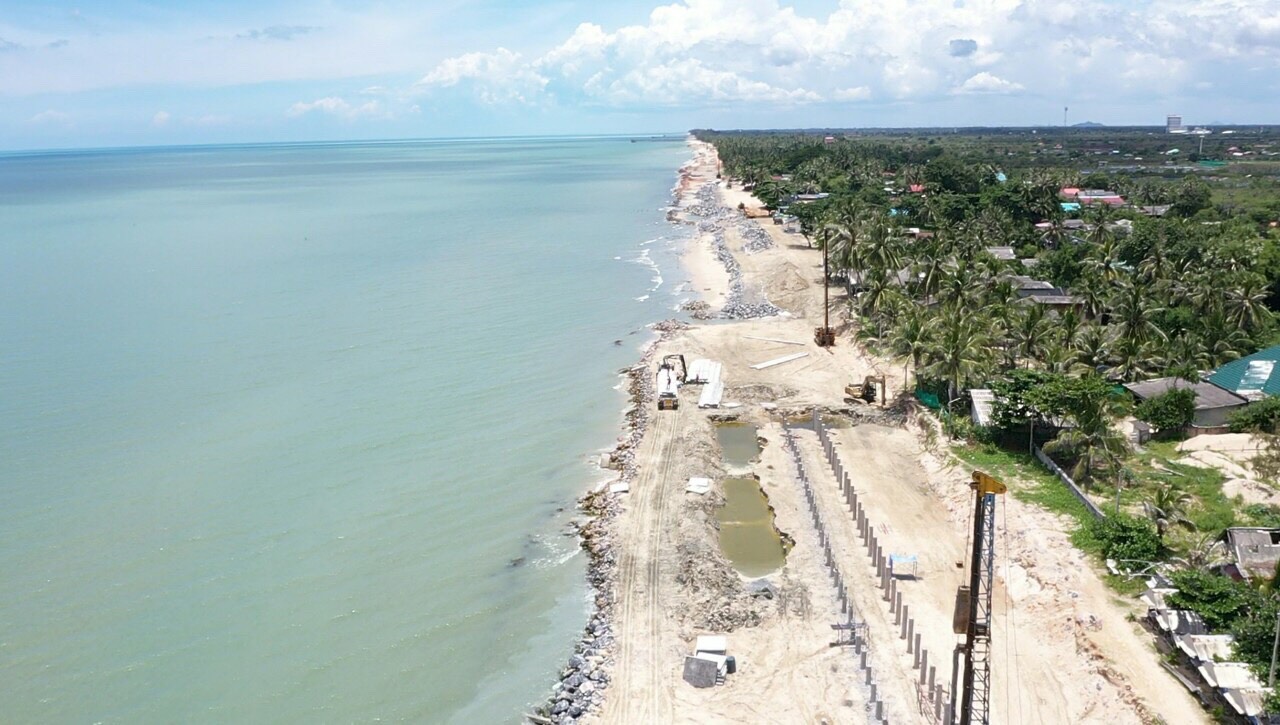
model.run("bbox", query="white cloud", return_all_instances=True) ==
[590,58,821,105]
[152,110,170,126]
[417,48,548,104]
[832,86,872,101]
[412,0,1279,111]
[287,96,392,120]
[954,72,1024,95]
[27,109,71,126]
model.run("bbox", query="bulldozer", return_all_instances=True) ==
[656,354,687,411]
[844,375,887,405]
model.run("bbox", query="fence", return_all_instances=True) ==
[1032,445,1106,520]
[794,410,955,724]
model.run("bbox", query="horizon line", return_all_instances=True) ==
[7,122,1280,156]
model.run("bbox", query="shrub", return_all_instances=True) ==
[1229,396,1280,434]
[1167,569,1258,631]
[1090,514,1161,563]
[1134,388,1196,433]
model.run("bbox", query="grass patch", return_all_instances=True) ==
[950,443,1090,521]
[1127,439,1237,542]
[1103,572,1148,597]
[950,441,1108,556]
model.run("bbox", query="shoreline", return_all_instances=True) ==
[538,136,809,723]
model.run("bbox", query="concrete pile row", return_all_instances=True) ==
[782,425,886,724]
[812,411,953,724]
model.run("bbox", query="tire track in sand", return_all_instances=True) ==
[604,408,680,723]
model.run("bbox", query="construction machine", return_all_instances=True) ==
[950,470,1006,725]
[844,375,886,405]
[656,354,687,411]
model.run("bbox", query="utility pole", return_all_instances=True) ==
[815,233,835,347]
[953,471,1006,725]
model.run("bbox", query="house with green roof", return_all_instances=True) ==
[1208,344,1280,401]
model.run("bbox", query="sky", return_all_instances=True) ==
[1,0,1278,150]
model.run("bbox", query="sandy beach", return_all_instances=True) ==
[544,139,1208,725]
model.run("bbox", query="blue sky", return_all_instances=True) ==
[2,0,1278,150]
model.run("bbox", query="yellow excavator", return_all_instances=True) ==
[844,375,886,405]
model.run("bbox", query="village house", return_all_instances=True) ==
[1224,528,1280,581]
[1011,275,1081,311]
[1208,344,1280,401]
[1122,377,1249,428]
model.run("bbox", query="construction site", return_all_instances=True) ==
[553,140,1208,725]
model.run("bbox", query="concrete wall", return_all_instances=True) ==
[1192,404,1246,429]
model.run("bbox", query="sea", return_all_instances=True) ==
[0,136,692,723]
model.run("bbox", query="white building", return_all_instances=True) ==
[1167,114,1185,133]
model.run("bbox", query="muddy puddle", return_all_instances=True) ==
[715,423,760,469]
[716,477,788,577]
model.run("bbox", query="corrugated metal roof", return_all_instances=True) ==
[970,389,996,427]
[1209,344,1280,398]
[1123,378,1249,410]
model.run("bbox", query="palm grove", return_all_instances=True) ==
[697,129,1280,696]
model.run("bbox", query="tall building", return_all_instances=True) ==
[1167,114,1185,133]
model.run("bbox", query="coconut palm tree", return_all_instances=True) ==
[1196,311,1249,368]
[887,309,933,386]
[1073,276,1108,320]
[1143,484,1195,540]
[1042,375,1130,487]
[1071,323,1112,375]
[1225,275,1273,334]
[1013,302,1054,366]
[1172,532,1231,571]
[1057,307,1084,349]
[1109,335,1161,382]
[923,305,993,403]
[1108,276,1167,346]
[856,269,900,339]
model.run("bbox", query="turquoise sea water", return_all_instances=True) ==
[0,137,689,722]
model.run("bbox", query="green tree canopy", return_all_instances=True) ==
[1134,388,1196,433]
